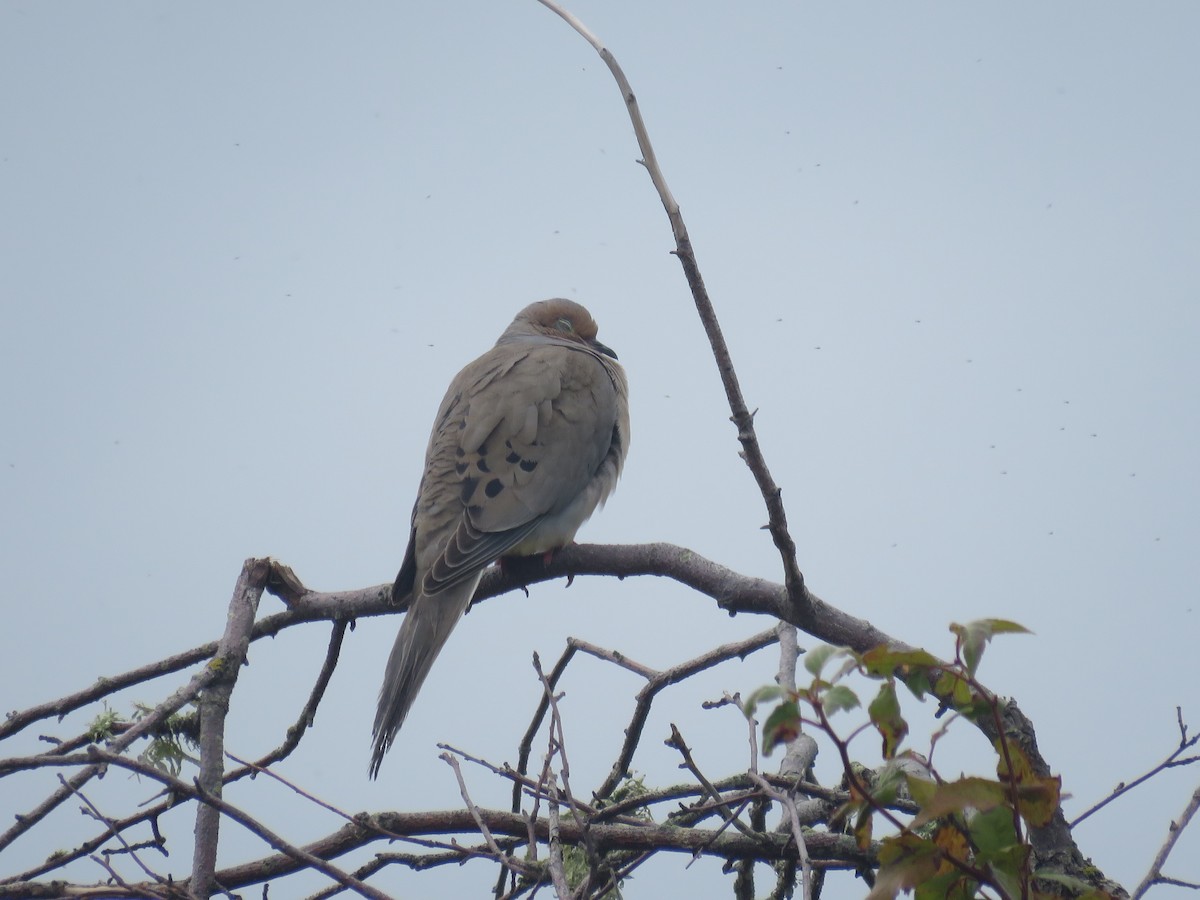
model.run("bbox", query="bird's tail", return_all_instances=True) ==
[369,579,478,778]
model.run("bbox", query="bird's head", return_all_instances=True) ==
[503,298,618,360]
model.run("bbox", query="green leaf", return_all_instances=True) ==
[915,870,975,900]
[830,653,863,684]
[804,644,848,678]
[86,707,121,743]
[139,736,187,777]
[933,670,974,710]
[956,695,996,724]
[860,646,942,678]
[868,681,908,758]
[950,619,1031,677]
[949,621,983,676]
[607,773,653,822]
[868,680,901,721]
[978,618,1033,636]
[871,759,909,805]
[978,842,1029,900]
[900,665,935,700]
[742,684,784,719]
[822,684,861,716]
[968,805,1019,855]
[561,844,592,890]
[853,805,873,851]
[761,700,801,757]
[904,773,938,809]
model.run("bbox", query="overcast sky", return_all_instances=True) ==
[2,2,1197,896]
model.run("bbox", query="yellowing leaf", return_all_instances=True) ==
[1015,776,1062,827]
[868,834,941,900]
[910,777,1008,828]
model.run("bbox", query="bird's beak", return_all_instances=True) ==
[591,339,618,360]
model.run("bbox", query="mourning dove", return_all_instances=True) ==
[369,299,630,777]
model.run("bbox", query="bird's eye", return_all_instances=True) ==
[555,318,574,334]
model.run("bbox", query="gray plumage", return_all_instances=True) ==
[370,299,630,778]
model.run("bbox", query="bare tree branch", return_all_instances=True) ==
[512,622,779,815]
[0,541,1107,888]
[0,424,1129,895]
[748,771,814,900]
[2,755,874,897]
[441,751,542,885]
[0,590,274,856]
[191,557,268,898]
[1072,707,1199,828]
[535,0,808,615]
[3,620,347,886]
[86,747,393,900]
[665,724,770,853]
[545,782,574,898]
[57,776,168,890]
[226,619,348,780]
[0,561,382,746]
[1131,780,1200,900]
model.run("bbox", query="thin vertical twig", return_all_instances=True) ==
[536,0,810,616]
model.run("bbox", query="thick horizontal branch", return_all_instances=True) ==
[209,807,873,891]
[0,542,885,744]
[485,543,888,650]
[0,805,870,899]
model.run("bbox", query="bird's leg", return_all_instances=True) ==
[498,544,571,584]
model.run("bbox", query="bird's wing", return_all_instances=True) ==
[411,341,623,596]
